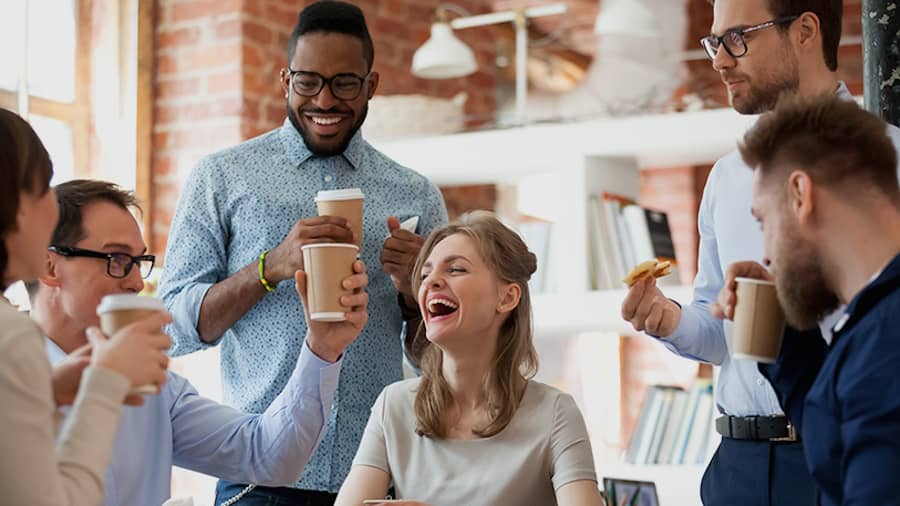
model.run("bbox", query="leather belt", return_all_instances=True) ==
[715,415,798,442]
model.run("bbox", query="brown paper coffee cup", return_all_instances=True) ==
[96,294,167,394]
[731,277,786,363]
[315,188,364,248]
[301,243,360,322]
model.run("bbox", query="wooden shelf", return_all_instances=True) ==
[532,285,693,339]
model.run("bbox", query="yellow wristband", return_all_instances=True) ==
[258,249,276,292]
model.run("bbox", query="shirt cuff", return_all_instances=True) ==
[295,341,342,405]
[652,306,704,355]
[168,282,217,355]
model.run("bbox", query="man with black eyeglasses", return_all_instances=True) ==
[159,2,448,504]
[30,179,371,506]
[621,0,900,504]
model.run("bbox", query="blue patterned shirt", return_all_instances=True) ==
[159,120,447,492]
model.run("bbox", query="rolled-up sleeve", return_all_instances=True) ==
[159,159,229,356]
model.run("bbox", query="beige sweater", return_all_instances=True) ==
[0,299,129,505]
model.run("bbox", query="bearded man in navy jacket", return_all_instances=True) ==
[711,95,900,506]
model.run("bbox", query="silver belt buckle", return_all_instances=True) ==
[770,421,797,442]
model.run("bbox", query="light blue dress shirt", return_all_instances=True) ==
[661,82,900,417]
[159,120,448,492]
[46,338,340,506]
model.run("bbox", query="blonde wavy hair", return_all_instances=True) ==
[411,211,539,438]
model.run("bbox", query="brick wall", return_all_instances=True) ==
[152,1,246,253]
[151,0,498,257]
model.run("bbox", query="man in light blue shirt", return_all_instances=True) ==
[32,179,370,506]
[159,2,447,504]
[622,0,900,504]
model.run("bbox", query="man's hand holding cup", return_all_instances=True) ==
[264,216,355,286]
[710,260,773,321]
[296,259,369,363]
[712,261,785,364]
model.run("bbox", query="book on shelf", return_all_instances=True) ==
[625,380,714,466]
[588,193,680,291]
[656,388,689,464]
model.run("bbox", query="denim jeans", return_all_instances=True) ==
[214,481,337,506]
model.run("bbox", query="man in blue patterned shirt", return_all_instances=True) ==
[159,2,448,504]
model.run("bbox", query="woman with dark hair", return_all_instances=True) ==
[336,211,604,506]
[0,108,172,505]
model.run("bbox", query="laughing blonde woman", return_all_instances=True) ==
[336,211,603,506]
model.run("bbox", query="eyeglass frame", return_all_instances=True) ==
[700,15,799,61]
[284,68,372,101]
[48,245,156,279]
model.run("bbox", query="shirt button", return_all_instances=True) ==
[757,379,764,386]
[324,175,333,182]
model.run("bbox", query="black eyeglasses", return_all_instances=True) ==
[49,246,155,279]
[286,69,370,100]
[700,16,799,61]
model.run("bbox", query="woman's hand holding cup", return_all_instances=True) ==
[86,311,172,392]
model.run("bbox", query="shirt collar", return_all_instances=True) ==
[278,118,366,171]
[44,337,68,365]
[835,81,852,101]
[835,252,900,335]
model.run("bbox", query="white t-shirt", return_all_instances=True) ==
[352,378,597,505]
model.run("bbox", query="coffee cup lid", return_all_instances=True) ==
[735,277,775,286]
[300,243,360,253]
[315,188,364,202]
[97,294,166,315]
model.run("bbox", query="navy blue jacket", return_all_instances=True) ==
[761,253,900,506]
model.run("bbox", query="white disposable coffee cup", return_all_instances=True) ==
[315,188,364,248]
[731,277,786,364]
[96,294,168,394]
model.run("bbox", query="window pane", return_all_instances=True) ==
[29,114,75,184]
[28,0,76,102]
[0,0,26,93]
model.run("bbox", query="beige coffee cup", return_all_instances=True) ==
[301,243,360,321]
[96,294,167,394]
[731,277,786,363]
[315,188,364,248]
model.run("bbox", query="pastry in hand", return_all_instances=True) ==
[623,259,673,286]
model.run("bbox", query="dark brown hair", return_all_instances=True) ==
[0,108,53,289]
[740,94,898,204]
[708,0,842,71]
[50,179,142,247]
[410,211,539,439]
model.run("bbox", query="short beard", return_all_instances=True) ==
[286,101,368,157]
[731,43,800,115]
[774,233,840,330]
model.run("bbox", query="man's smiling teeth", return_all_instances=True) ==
[310,116,342,125]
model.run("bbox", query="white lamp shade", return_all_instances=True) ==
[411,22,478,79]
[594,0,659,37]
